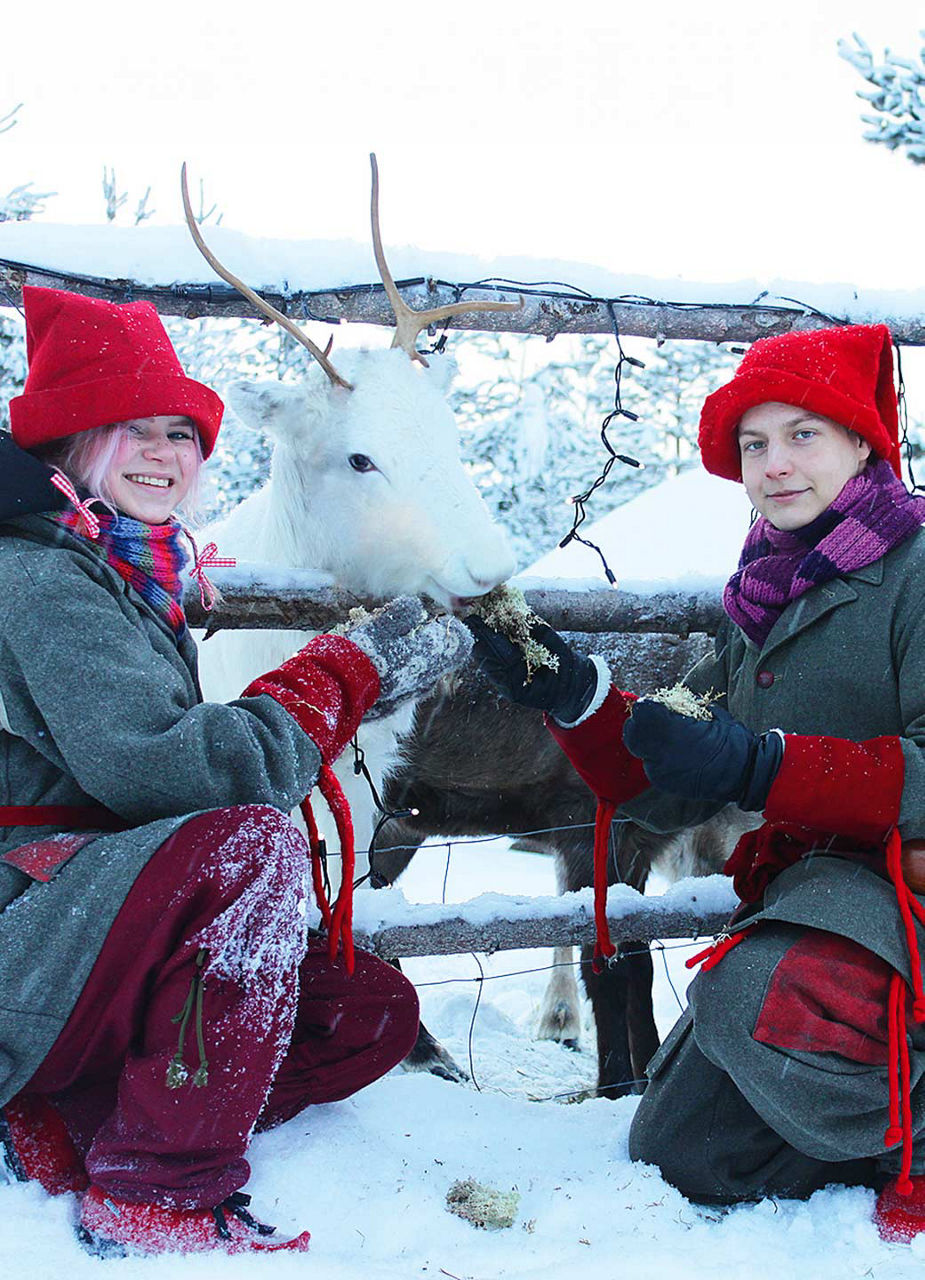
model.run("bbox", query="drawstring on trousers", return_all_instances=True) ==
[165,947,210,1089]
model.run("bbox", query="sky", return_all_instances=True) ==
[4,1,925,297]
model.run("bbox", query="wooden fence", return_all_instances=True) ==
[188,572,733,959]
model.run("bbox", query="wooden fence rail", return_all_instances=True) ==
[184,573,726,638]
[4,260,925,343]
[350,881,738,959]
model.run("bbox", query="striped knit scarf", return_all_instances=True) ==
[724,457,925,647]
[55,508,190,637]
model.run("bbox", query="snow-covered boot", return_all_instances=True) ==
[874,1175,925,1242]
[77,1184,311,1257]
[0,1092,88,1195]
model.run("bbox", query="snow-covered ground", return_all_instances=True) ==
[2,842,919,1280]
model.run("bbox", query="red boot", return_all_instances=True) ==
[874,1175,925,1242]
[77,1184,311,1257]
[0,1093,88,1195]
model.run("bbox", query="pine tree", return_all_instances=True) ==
[0,106,55,430]
[839,33,925,164]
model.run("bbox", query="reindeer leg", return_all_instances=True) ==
[383,959,470,1084]
[536,946,581,1048]
[580,942,639,1100]
[622,941,660,1081]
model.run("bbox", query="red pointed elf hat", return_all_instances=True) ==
[9,287,224,458]
[699,324,901,481]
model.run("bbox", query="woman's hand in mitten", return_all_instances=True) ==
[346,597,473,719]
[464,615,600,725]
[622,699,783,810]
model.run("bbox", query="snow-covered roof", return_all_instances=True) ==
[527,467,751,587]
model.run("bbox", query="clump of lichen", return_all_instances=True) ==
[468,584,559,679]
[641,684,718,721]
[445,1178,520,1231]
[331,605,373,635]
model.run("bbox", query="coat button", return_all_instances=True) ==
[756,670,774,689]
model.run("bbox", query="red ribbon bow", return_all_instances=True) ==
[49,470,101,540]
[187,536,236,611]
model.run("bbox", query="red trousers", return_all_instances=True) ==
[25,805,419,1209]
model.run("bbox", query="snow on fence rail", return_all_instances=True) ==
[6,256,925,344]
[350,876,739,958]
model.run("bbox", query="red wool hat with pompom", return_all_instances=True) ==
[699,324,901,481]
[9,286,224,459]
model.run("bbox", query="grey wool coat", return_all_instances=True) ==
[0,513,323,1108]
[621,523,925,982]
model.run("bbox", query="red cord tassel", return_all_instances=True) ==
[300,796,333,931]
[299,765,357,974]
[591,800,617,973]
[685,927,754,973]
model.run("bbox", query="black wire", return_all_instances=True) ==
[0,284,24,317]
[654,940,685,1013]
[466,954,485,1092]
[411,937,708,988]
[353,818,603,859]
[557,302,643,586]
[895,342,923,493]
[349,736,417,889]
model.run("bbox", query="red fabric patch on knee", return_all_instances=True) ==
[753,930,893,1065]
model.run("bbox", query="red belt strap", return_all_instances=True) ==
[0,805,129,831]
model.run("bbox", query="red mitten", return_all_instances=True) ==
[763,734,904,843]
[546,686,650,968]
[242,634,380,766]
[545,686,650,808]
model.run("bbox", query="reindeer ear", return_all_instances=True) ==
[423,352,459,393]
[225,378,327,441]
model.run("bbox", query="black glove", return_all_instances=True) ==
[622,699,784,811]
[464,616,599,724]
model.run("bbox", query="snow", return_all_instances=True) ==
[3,219,925,325]
[3,844,920,1279]
[528,466,752,586]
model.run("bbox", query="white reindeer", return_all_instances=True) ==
[184,159,518,884]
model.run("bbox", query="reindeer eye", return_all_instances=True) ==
[348,453,377,473]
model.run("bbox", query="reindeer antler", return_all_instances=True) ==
[180,163,353,391]
[369,153,523,367]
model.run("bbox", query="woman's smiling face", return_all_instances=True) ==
[738,402,872,530]
[105,417,200,523]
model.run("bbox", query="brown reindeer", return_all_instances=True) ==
[376,631,757,1097]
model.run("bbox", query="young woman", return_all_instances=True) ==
[0,286,472,1257]
[467,323,925,1244]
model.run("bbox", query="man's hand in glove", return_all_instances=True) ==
[622,698,784,812]
[464,615,601,726]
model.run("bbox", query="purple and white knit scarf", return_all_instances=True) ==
[724,457,925,647]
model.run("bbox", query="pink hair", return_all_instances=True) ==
[43,421,204,520]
